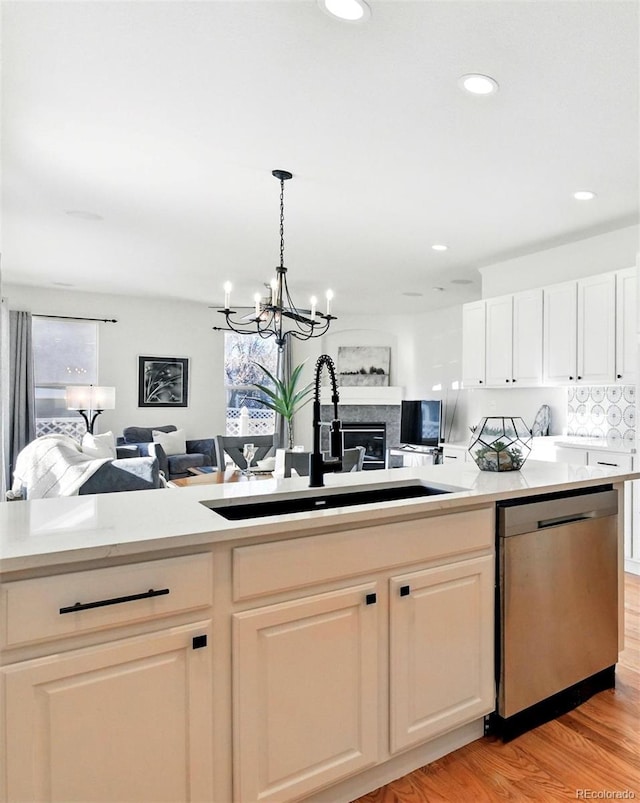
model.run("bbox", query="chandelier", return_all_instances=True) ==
[213,169,336,349]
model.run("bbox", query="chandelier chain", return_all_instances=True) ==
[279,179,285,268]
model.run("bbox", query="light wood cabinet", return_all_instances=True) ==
[389,556,494,754]
[231,512,495,801]
[462,300,486,387]
[2,623,214,803]
[232,584,380,803]
[1,553,215,803]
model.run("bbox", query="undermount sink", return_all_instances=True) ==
[201,482,452,521]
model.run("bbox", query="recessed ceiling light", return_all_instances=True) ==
[319,0,371,22]
[458,74,499,96]
[450,278,473,285]
[431,244,448,252]
[432,286,445,293]
[402,292,424,298]
[65,210,103,221]
[53,281,74,287]
[573,190,596,201]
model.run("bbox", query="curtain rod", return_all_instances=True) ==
[33,314,118,323]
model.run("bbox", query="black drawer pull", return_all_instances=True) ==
[60,588,170,614]
[400,585,411,597]
[192,635,208,650]
[596,461,618,467]
[365,593,377,605]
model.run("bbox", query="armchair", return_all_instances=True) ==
[118,425,216,480]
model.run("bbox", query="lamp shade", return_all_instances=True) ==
[66,385,116,410]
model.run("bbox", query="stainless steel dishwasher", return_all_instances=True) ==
[492,485,619,740]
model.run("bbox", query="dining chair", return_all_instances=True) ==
[283,446,365,477]
[214,435,275,471]
[341,446,366,472]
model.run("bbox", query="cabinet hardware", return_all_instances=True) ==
[577,376,582,380]
[569,376,574,380]
[365,593,377,605]
[512,378,517,383]
[617,374,623,379]
[59,587,170,614]
[479,380,483,384]
[400,585,411,597]
[192,635,208,650]
[596,461,618,467]
[505,379,510,383]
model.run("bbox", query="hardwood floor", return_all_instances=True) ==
[353,573,640,803]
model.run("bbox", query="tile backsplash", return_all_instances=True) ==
[566,385,636,445]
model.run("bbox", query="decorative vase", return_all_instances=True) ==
[468,416,532,472]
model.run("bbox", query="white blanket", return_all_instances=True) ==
[12,434,110,499]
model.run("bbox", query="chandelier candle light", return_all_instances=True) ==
[213,169,336,351]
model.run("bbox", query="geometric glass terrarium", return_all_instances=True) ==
[468,416,532,471]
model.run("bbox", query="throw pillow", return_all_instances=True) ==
[82,431,117,459]
[152,428,186,456]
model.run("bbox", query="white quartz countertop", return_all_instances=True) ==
[2,460,638,574]
[447,435,636,454]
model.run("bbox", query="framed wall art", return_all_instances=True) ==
[138,356,189,407]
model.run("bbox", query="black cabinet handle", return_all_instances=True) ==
[400,585,411,597]
[365,593,377,605]
[479,380,483,384]
[577,376,582,380]
[596,461,618,467]
[569,376,574,380]
[512,378,517,383]
[617,374,623,379]
[505,379,510,383]
[60,587,170,614]
[192,635,208,650]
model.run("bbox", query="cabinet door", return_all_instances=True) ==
[485,296,513,386]
[2,622,213,803]
[615,267,637,383]
[512,288,543,385]
[554,446,588,465]
[462,301,486,387]
[233,584,379,803]
[577,273,616,384]
[389,556,494,754]
[543,281,577,384]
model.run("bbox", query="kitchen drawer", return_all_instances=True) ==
[1,553,213,649]
[554,446,588,465]
[442,446,469,462]
[233,507,494,601]
[587,449,633,471]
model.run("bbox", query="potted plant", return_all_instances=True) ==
[248,361,314,450]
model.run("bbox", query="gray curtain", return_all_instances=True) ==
[7,311,36,489]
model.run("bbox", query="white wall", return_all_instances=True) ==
[479,224,638,298]
[4,283,228,441]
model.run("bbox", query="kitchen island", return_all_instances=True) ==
[1,459,636,803]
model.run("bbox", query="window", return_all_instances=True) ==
[224,333,278,435]
[33,318,98,438]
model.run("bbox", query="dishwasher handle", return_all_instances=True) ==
[499,488,618,537]
[537,513,592,529]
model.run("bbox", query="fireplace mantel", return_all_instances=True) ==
[321,386,403,406]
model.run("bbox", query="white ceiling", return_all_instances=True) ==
[2,1,638,315]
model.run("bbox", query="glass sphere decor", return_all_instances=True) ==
[468,416,532,471]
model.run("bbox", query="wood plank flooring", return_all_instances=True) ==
[353,572,640,803]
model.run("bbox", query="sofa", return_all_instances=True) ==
[79,456,161,494]
[117,425,216,481]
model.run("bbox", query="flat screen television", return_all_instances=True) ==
[400,400,443,447]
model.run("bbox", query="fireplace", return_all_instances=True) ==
[341,422,386,470]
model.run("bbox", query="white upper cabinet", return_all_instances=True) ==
[543,281,578,384]
[462,300,486,387]
[485,295,513,386]
[543,274,616,385]
[615,267,637,384]
[485,289,543,387]
[577,273,616,385]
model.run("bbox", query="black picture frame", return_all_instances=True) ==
[138,356,189,408]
